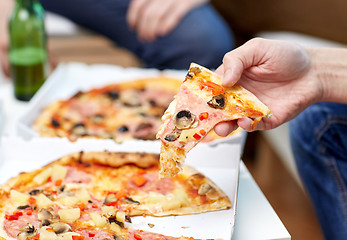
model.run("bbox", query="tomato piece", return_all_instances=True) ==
[132,175,148,187]
[26,209,33,215]
[105,201,119,207]
[137,169,146,175]
[78,203,86,210]
[193,133,202,140]
[88,233,96,237]
[134,233,142,240]
[199,129,206,136]
[29,233,40,240]
[55,179,63,186]
[199,112,209,121]
[116,191,127,199]
[28,197,36,205]
[5,211,23,221]
[72,236,85,240]
[204,81,224,95]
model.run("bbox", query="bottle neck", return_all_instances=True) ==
[16,0,38,9]
[14,0,45,18]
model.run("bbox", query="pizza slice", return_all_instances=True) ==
[0,151,230,240]
[157,63,272,177]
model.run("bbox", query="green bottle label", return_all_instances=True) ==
[10,47,48,101]
[9,47,47,66]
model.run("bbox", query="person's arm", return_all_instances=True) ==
[214,38,347,135]
[0,0,14,77]
[307,47,347,104]
[126,0,208,42]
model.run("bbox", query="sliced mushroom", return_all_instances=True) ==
[205,188,220,200]
[164,131,181,142]
[174,110,196,130]
[90,114,104,124]
[110,218,124,228]
[198,183,213,195]
[120,90,141,107]
[38,208,57,226]
[71,123,88,137]
[186,66,201,79]
[125,215,132,223]
[187,173,205,189]
[17,224,36,240]
[207,94,225,109]
[50,222,71,234]
[103,209,117,219]
[38,208,54,221]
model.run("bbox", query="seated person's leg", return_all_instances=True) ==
[40,0,233,69]
[290,102,347,240]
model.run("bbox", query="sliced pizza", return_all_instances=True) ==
[157,63,272,177]
[0,151,230,239]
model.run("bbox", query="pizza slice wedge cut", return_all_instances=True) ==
[157,63,272,177]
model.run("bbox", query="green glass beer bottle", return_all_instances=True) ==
[8,0,48,101]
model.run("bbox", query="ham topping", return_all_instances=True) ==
[64,167,91,184]
[4,212,40,238]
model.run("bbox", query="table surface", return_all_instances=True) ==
[0,70,290,240]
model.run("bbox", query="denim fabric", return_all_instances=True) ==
[40,0,234,70]
[290,102,347,240]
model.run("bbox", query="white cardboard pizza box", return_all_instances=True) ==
[0,137,240,240]
[16,62,245,146]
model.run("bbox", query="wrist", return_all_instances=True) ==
[306,47,347,104]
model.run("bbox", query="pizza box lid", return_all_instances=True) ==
[0,136,240,239]
[16,62,244,146]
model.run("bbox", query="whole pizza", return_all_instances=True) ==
[0,151,231,240]
[32,77,181,142]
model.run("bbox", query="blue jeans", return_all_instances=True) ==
[40,0,234,70]
[290,102,347,240]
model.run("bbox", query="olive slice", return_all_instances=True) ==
[51,119,60,127]
[207,94,225,109]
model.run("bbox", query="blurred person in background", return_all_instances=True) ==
[215,38,347,240]
[0,0,234,77]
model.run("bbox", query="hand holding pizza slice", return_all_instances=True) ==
[157,63,272,178]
